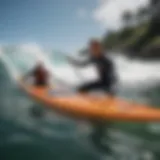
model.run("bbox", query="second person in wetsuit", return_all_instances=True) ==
[23,62,50,117]
[24,62,49,86]
[69,39,117,94]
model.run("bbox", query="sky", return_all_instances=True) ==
[0,0,149,53]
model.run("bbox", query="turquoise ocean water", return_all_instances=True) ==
[0,45,160,160]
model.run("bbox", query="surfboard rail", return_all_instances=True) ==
[19,81,160,122]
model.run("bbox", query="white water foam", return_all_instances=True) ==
[0,43,160,89]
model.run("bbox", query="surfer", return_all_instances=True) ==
[68,39,117,94]
[22,61,49,118]
[23,61,49,86]
[68,39,117,155]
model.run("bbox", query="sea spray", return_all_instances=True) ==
[0,44,160,89]
[0,53,20,82]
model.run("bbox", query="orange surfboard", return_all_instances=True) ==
[19,81,160,122]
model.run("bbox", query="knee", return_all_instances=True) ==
[77,87,86,93]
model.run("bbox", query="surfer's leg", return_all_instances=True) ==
[103,82,116,96]
[78,81,102,92]
[91,122,112,154]
[30,104,45,118]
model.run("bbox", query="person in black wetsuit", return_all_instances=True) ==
[23,62,50,118]
[69,39,117,155]
[69,39,117,94]
[24,61,49,86]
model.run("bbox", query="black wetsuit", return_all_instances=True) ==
[26,67,49,86]
[74,54,116,154]
[77,54,116,94]
[33,68,48,86]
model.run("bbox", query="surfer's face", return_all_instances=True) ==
[89,41,103,57]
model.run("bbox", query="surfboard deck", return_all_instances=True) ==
[19,81,160,122]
